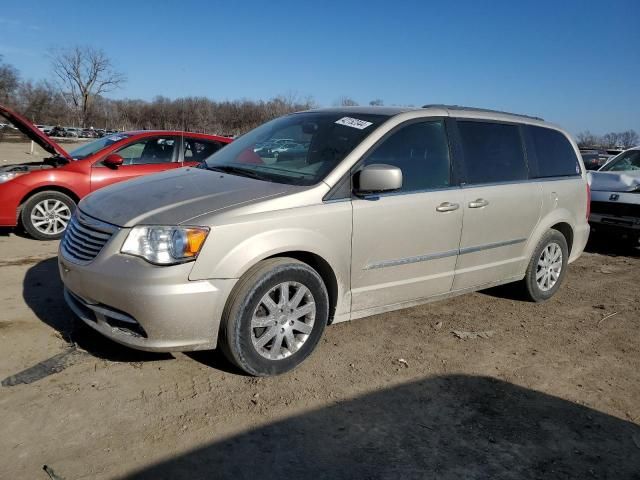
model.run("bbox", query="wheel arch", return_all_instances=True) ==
[19,185,80,209]
[550,221,574,256]
[263,250,340,324]
[17,185,80,224]
[190,223,352,323]
[522,209,577,274]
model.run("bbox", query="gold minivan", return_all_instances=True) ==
[59,105,590,375]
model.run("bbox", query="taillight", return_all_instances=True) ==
[586,183,591,219]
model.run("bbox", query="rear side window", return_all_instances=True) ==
[457,121,527,184]
[116,137,177,165]
[363,120,451,192]
[527,126,581,177]
[184,139,223,162]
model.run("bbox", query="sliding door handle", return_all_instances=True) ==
[468,198,489,208]
[436,202,460,212]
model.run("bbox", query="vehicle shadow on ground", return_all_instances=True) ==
[186,350,245,375]
[479,282,530,302]
[23,257,173,363]
[125,374,640,480]
[0,226,29,238]
[585,234,640,258]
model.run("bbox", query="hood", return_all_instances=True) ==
[0,104,72,161]
[588,170,640,192]
[79,167,302,227]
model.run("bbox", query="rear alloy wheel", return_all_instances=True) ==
[536,242,563,292]
[220,258,328,376]
[21,191,76,240]
[521,229,569,302]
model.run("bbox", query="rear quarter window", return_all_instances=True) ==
[456,120,527,184]
[526,126,581,178]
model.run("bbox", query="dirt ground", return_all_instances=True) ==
[0,144,639,479]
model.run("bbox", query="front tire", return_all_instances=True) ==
[520,229,569,302]
[21,191,76,240]
[219,257,329,376]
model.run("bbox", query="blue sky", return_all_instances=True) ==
[0,0,638,135]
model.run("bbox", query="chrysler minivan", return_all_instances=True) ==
[58,105,590,376]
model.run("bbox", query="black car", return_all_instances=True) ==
[47,126,68,138]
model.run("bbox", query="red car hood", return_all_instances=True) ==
[0,104,72,161]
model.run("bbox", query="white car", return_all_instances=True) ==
[588,146,640,246]
[64,127,80,138]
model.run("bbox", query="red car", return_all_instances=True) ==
[0,104,231,239]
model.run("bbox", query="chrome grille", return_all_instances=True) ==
[61,211,117,263]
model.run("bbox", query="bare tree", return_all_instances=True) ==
[50,46,125,127]
[0,55,20,105]
[576,130,599,148]
[17,80,67,125]
[601,132,621,148]
[335,96,359,106]
[618,130,639,148]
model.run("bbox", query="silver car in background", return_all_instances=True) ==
[58,105,590,376]
[588,146,640,247]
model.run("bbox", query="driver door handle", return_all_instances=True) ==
[436,202,460,212]
[468,198,489,208]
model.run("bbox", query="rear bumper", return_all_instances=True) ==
[59,237,237,352]
[569,222,590,263]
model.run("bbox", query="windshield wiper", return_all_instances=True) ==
[206,165,272,181]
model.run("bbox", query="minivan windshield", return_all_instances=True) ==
[202,112,388,186]
[69,133,132,160]
[600,149,640,172]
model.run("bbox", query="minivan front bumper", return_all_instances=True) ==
[59,246,236,352]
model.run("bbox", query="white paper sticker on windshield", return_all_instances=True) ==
[108,135,127,142]
[335,117,373,130]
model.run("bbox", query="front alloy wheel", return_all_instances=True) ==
[220,258,328,376]
[21,191,76,240]
[251,281,316,360]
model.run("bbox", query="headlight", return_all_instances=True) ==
[0,172,26,184]
[121,226,209,265]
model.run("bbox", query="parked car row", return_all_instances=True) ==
[580,148,624,170]
[0,104,232,240]
[4,99,639,378]
[41,125,121,138]
[2,103,637,253]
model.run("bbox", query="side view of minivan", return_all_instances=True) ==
[58,105,590,376]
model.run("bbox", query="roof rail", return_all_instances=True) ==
[421,104,544,121]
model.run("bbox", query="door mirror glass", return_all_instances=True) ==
[355,164,403,194]
[103,153,124,168]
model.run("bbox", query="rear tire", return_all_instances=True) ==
[21,191,76,240]
[520,230,569,302]
[219,257,328,376]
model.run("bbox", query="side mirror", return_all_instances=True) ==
[103,153,124,168]
[355,164,402,194]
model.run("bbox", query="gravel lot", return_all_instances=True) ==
[0,142,639,479]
